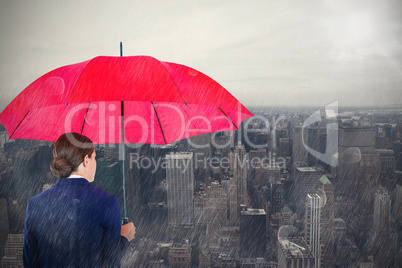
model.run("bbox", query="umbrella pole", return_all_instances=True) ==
[120,42,128,224]
[121,100,128,223]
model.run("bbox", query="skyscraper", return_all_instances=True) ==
[234,142,249,209]
[229,180,238,226]
[369,188,396,267]
[203,182,227,236]
[277,237,315,268]
[316,175,334,268]
[0,199,10,262]
[168,240,191,268]
[271,181,284,214]
[294,167,322,217]
[353,151,380,206]
[166,152,194,226]
[374,188,391,233]
[305,194,321,268]
[292,126,308,164]
[267,165,281,184]
[338,126,376,188]
[307,126,327,167]
[279,137,290,157]
[396,179,402,224]
[279,205,296,226]
[338,126,380,247]
[240,207,266,258]
[1,234,24,268]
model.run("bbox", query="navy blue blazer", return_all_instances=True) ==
[23,177,129,267]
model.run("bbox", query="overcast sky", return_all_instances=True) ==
[0,0,401,112]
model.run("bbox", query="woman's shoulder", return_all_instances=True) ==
[89,185,118,203]
[28,180,117,206]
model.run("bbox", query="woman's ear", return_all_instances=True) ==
[82,154,89,167]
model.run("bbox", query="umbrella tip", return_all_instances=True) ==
[120,42,123,57]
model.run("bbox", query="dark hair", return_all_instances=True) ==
[50,132,94,179]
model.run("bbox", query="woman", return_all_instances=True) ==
[23,132,135,267]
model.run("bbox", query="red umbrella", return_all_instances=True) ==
[0,54,253,218]
[0,56,252,144]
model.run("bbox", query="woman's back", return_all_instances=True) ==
[24,176,122,267]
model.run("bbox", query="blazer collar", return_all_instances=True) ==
[55,177,92,186]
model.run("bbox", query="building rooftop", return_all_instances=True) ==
[278,237,314,258]
[319,175,331,185]
[296,167,318,172]
[241,208,266,216]
[166,151,193,159]
[282,205,291,212]
[375,149,395,155]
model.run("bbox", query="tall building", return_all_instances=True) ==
[249,148,266,166]
[228,182,238,226]
[239,207,266,258]
[250,148,266,184]
[166,152,194,226]
[353,151,380,205]
[267,165,281,184]
[194,195,204,226]
[1,234,24,268]
[279,137,290,157]
[369,188,397,267]
[373,188,391,233]
[187,133,212,160]
[349,148,380,246]
[198,246,211,268]
[307,127,327,167]
[277,237,315,268]
[0,131,9,151]
[203,182,228,236]
[294,167,322,217]
[168,240,191,268]
[305,194,321,268]
[376,149,396,175]
[279,205,296,226]
[396,179,402,224]
[213,132,234,159]
[316,175,334,268]
[0,199,10,262]
[234,142,249,216]
[333,218,347,243]
[292,126,308,164]
[222,176,239,227]
[338,126,376,192]
[271,181,284,214]
[394,140,402,171]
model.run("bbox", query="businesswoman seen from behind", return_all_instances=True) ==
[23,132,135,267]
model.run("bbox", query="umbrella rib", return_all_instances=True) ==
[65,59,95,106]
[151,101,167,144]
[81,102,91,134]
[218,107,238,130]
[10,110,30,139]
[159,63,187,106]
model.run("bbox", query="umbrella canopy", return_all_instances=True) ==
[0,56,253,145]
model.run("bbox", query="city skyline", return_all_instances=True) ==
[0,105,401,266]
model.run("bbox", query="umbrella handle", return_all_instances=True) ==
[122,217,129,225]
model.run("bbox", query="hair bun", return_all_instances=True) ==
[50,157,73,178]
